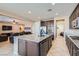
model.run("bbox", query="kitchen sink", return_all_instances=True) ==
[70,36,79,40]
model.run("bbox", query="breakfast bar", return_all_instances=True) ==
[14,34,54,56]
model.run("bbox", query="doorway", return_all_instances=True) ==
[56,19,65,37]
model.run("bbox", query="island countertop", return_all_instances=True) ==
[13,33,54,55]
[15,33,53,43]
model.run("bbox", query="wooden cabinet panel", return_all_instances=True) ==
[69,4,79,29]
[39,39,49,56]
[41,20,54,34]
[41,20,54,27]
[48,36,52,49]
[66,35,79,56]
[72,43,79,56]
[39,35,53,56]
[18,39,27,56]
[18,35,53,56]
[41,21,46,26]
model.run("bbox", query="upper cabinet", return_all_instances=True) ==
[69,4,79,29]
[41,20,54,26]
[41,20,54,34]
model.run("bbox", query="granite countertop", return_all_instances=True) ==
[15,33,53,43]
[67,35,79,48]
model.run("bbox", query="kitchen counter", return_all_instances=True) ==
[13,33,54,56]
[15,33,53,43]
[66,35,79,56]
[67,35,79,48]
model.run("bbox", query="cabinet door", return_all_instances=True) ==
[69,4,79,29]
[72,44,76,56]
[66,36,72,55]
[18,39,27,56]
[41,21,47,26]
[76,49,79,56]
[77,6,79,16]
[66,35,79,56]
[72,44,79,56]
[39,39,48,56]
[48,36,52,49]
[70,40,73,56]
[68,39,70,55]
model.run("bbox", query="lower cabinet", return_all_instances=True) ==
[18,35,53,56]
[66,35,79,56]
[18,39,27,56]
[48,36,52,49]
[39,39,49,56]
[72,43,79,56]
[39,36,53,56]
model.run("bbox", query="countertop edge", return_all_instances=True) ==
[14,34,53,43]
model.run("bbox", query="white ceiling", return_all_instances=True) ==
[0,3,78,21]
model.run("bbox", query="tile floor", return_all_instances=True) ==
[0,36,70,56]
[47,36,70,56]
[0,40,14,56]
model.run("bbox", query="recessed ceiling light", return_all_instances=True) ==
[52,3,55,5]
[28,11,31,14]
[55,13,59,15]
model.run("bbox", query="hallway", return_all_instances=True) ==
[47,36,70,56]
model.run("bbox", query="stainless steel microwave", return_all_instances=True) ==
[72,17,79,29]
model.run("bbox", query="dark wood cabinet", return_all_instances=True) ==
[48,36,52,49]
[72,43,77,56]
[39,36,52,56]
[66,36,72,55]
[72,43,79,56]
[41,20,54,27]
[69,4,79,29]
[18,35,53,56]
[39,39,49,56]
[41,20,54,35]
[66,35,79,56]
[41,21,47,26]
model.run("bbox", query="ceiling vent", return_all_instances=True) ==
[48,9,52,12]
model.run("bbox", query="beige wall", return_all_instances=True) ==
[0,21,33,34]
[13,24,24,33]
[0,22,13,34]
[0,22,25,34]
[25,21,33,27]
[0,9,34,34]
[31,21,40,34]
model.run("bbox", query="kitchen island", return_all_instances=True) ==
[14,34,54,56]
